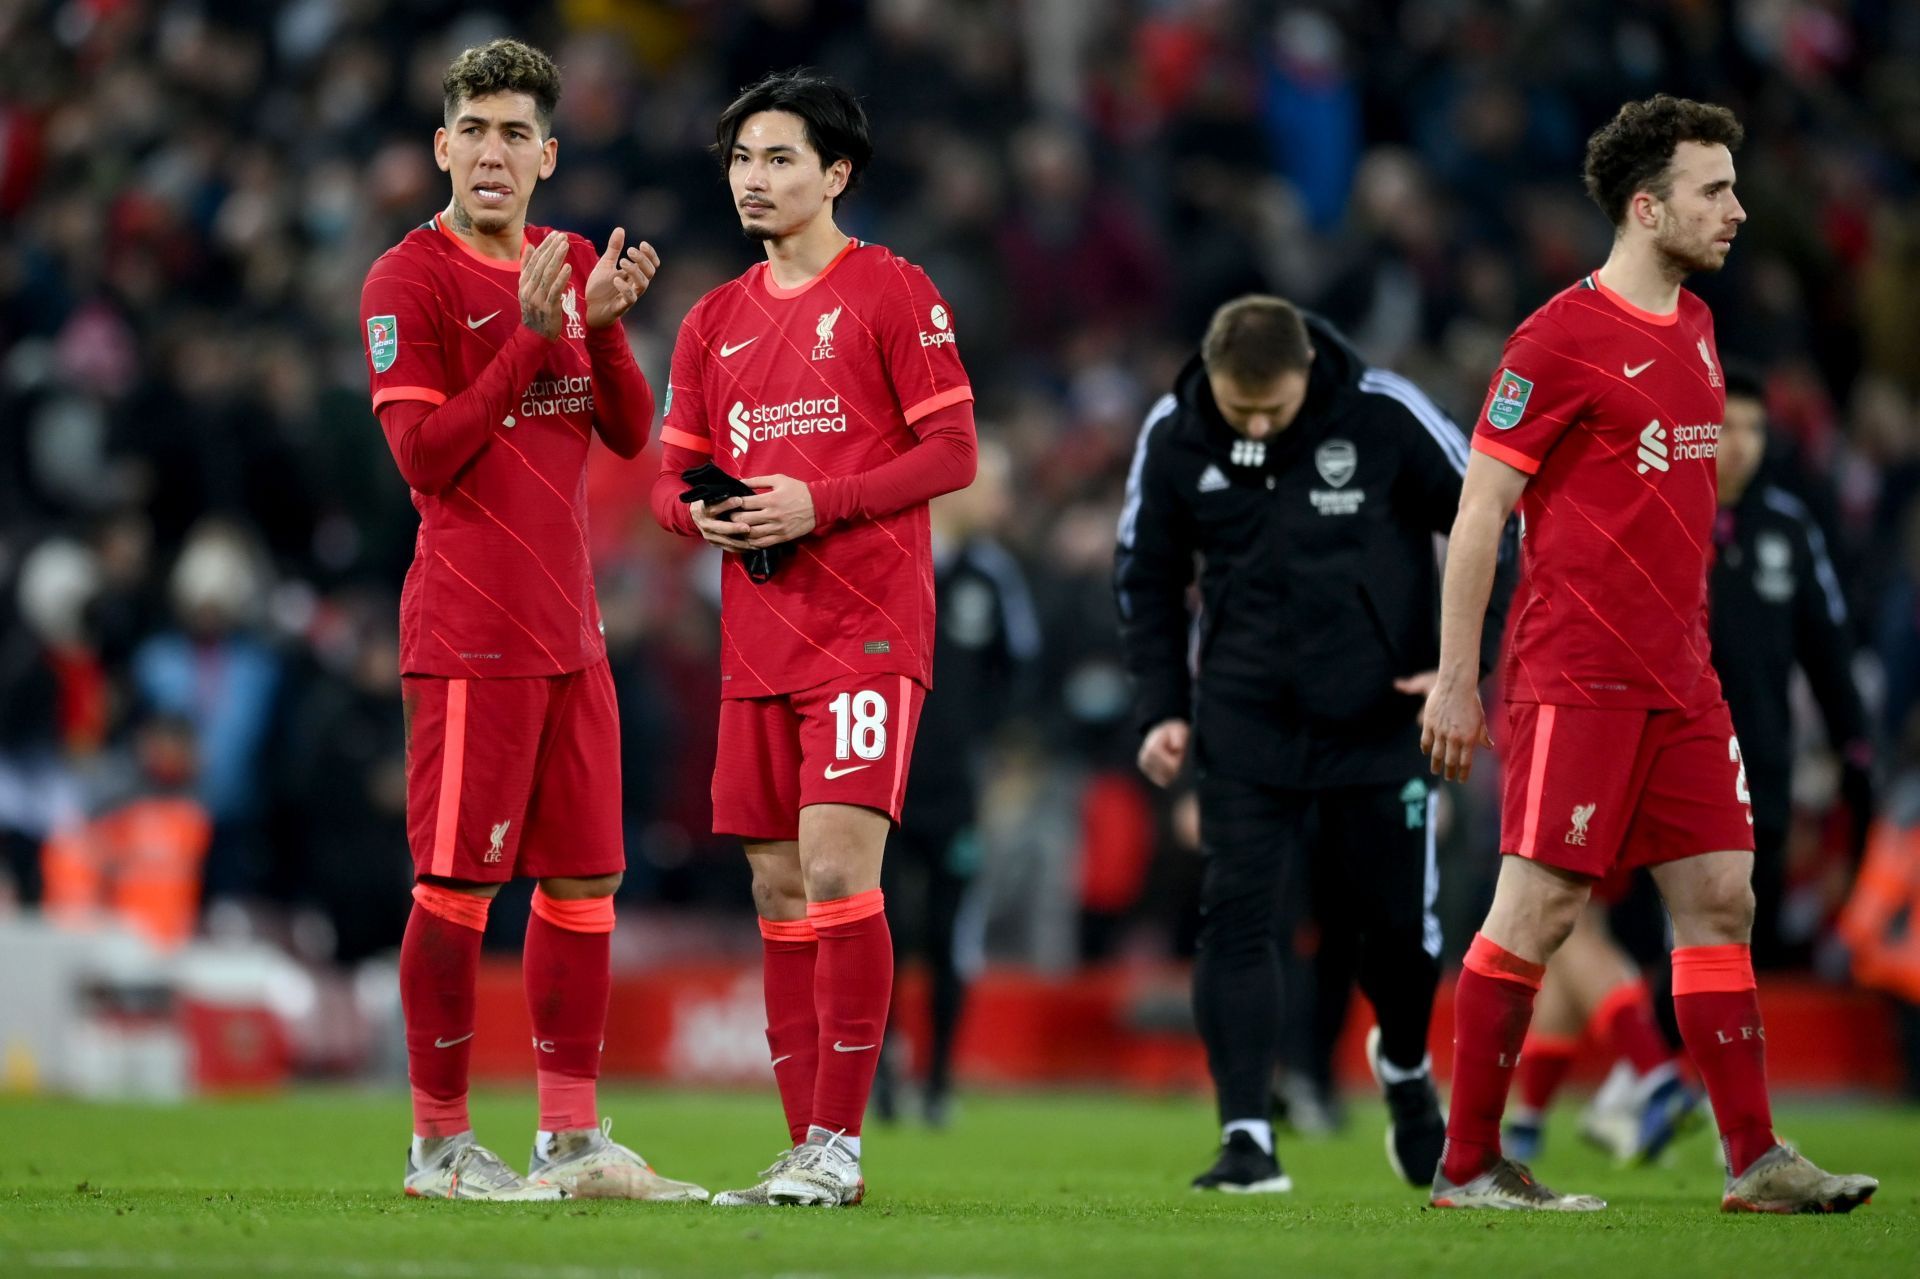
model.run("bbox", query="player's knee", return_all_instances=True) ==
[751,871,806,920]
[540,871,622,899]
[416,874,502,900]
[1700,879,1756,942]
[1488,876,1584,958]
[801,858,862,903]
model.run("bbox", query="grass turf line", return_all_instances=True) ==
[1,1089,1914,1277]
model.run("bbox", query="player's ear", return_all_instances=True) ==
[1631,189,1661,232]
[825,157,850,199]
[433,126,451,173]
[539,135,558,181]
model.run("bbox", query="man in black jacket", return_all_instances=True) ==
[1710,367,1873,967]
[1116,295,1508,1192]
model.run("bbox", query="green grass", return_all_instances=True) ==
[0,1089,1914,1277]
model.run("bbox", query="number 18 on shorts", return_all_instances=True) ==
[712,674,925,841]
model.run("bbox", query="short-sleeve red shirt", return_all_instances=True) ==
[1472,273,1728,710]
[360,215,609,678]
[662,241,973,697]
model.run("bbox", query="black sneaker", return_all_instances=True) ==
[1190,1131,1293,1194]
[1367,1027,1445,1187]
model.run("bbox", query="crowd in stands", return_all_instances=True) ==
[2,1,1918,997]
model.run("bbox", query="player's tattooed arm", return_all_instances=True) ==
[519,232,571,339]
[585,228,660,328]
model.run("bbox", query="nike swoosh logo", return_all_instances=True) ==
[832,1041,876,1053]
[720,338,758,357]
[1623,359,1655,378]
[466,311,500,330]
[433,1033,475,1048]
[823,763,871,780]
[770,1054,793,1068]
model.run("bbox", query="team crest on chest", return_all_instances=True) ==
[1315,440,1357,488]
[813,306,843,361]
[1697,336,1722,388]
[561,286,585,339]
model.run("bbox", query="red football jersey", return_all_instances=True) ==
[662,241,973,697]
[361,215,611,678]
[1472,273,1727,710]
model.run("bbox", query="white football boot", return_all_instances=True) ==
[528,1118,709,1201]
[405,1132,567,1201]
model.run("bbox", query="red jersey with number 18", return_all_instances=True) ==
[1472,273,1727,711]
[662,241,972,698]
[360,215,610,679]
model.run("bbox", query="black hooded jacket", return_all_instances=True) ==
[1115,316,1512,788]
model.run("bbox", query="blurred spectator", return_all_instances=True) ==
[1840,763,1920,1099]
[0,536,107,901]
[41,713,210,950]
[131,520,282,902]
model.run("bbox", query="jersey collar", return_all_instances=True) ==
[757,239,860,300]
[1585,271,1678,326]
[436,214,526,273]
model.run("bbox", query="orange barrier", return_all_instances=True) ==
[466,960,1904,1093]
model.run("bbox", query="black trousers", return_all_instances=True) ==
[880,819,977,1097]
[1194,773,1442,1124]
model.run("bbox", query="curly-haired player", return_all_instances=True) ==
[359,38,705,1203]
[1418,94,1877,1213]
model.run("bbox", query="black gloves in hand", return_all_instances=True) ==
[679,461,792,583]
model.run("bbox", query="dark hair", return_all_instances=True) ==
[1583,94,1744,227]
[1722,361,1765,404]
[443,39,561,136]
[1201,296,1313,384]
[713,68,872,208]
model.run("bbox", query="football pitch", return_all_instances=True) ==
[2,1090,1914,1278]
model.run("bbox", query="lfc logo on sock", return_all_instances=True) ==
[1714,1026,1765,1044]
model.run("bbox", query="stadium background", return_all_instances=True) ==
[1,0,1918,1106]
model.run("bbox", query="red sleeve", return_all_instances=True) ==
[361,254,450,409]
[875,257,973,425]
[808,398,978,528]
[586,322,654,459]
[1471,312,1591,475]
[649,438,711,539]
[648,319,715,538]
[375,325,553,494]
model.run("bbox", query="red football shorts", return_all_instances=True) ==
[712,673,925,840]
[402,660,624,883]
[1500,699,1755,879]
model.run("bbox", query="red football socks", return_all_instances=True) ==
[1672,943,1776,1176]
[808,889,893,1139]
[759,916,821,1145]
[525,889,614,1134]
[402,883,489,1137]
[1442,933,1544,1184]
[1593,978,1674,1075]
[1514,1033,1579,1113]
